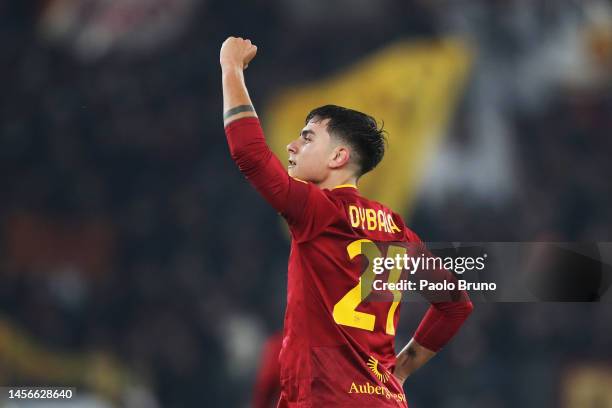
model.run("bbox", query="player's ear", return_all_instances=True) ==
[329,146,350,169]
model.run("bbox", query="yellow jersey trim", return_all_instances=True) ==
[291,176,308,184]
[333,184,358,190]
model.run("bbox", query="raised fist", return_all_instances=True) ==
[220,36,258,70]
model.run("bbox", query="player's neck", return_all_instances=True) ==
[317,173,358,191]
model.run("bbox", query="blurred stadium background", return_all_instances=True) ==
[1,0,612,407]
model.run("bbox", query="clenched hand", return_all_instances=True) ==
[220,36,258,71]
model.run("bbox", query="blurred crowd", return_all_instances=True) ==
[1,0,611,407]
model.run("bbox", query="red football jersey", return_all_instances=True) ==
[225,118,472,408]
[253,331,283,408]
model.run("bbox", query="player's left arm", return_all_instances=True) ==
[220,36,297,216]
[220,36,259,125]
[220,37,338,240]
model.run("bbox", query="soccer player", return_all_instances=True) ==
[252,331,283,408]
[220,37,473,407]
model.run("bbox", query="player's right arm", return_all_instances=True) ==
[393,339,436,385]
[393,231,474,384]
[220,37,337,239]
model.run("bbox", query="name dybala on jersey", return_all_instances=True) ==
[225,117,473,408]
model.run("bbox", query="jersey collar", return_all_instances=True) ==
[332,184,358,190]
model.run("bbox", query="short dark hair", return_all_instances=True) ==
[305,105,387,177]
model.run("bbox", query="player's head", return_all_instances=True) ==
[286,105,386,183]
